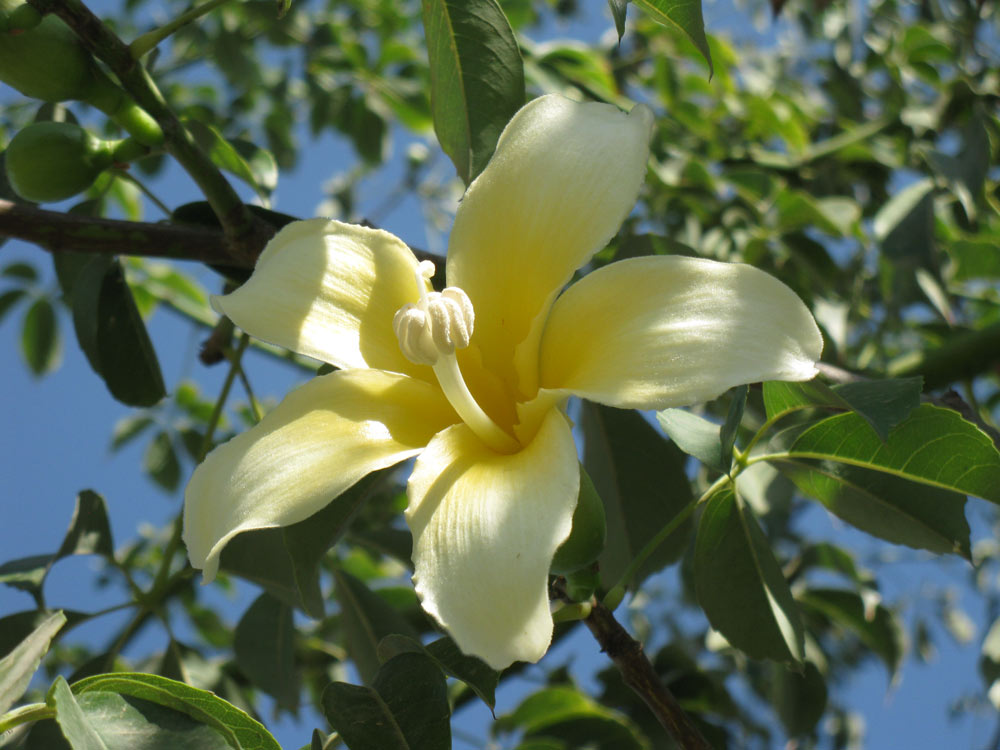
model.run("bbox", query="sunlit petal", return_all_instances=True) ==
[539,256,823,409]
[215,219,431,378]
[406,408,578,670]
[446,94,653,400]
[184,369,456,581]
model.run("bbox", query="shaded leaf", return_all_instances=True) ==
[144,431,181,492]
[633,0,712,76]
[0,288,27,323]
[377,634,499,711]
[220,471,383,617]
[496,686,649,750]
[234,593,299,711]
[334,569,419,685]
[421,0,525,184]
[608,0,628,40]
[2,261,37,282]
[0,610,66,714]
[0,491,113,598]
[70,255,166,407]
[798,588,904,679]
[322,652,451,750]
[21,296,60,376]
[582,403,693,590]
[771,661,827,736]
[185,120,273,200]
[694,486,804,661]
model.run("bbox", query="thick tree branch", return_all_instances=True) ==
[0,198,240,265]
[26,0,273,264]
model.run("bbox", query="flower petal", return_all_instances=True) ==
[184,369,456,581]
[406,408,578,669]
[538,256,823,409]
[446,94,653,400]
[215,219,430,377]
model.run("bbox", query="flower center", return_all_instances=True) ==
[393,261,519,453]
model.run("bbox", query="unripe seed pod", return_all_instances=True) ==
[0,1,109,103]
[7,4,41,31]
[5,121,115,202]
[551,466,607,575]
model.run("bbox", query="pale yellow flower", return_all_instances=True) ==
[183,94,822,669]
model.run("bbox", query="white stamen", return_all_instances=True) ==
[393,271,518,453]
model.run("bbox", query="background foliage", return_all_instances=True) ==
[2,0,1000,748]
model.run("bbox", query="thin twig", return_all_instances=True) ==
[579,593,713,750]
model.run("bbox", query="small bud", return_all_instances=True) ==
[5,121,115,202]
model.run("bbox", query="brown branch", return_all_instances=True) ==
[1,199,442,272]
[0,198,242,266]
[551,578,712,749]
[26,0,273,264]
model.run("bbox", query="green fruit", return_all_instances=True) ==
[551,465,607,575]
[0,3,110,103]
[5,121,115,202]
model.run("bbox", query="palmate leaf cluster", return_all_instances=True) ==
[1,0,1000,748]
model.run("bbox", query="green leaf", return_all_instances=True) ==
[144,431,181,492]
[0,491,114,598]
[767,404,1000,503]
[656,409,723,472]
[421,0,525,184]
[798,588,904,679]
[377,634,499,712]
[771,661,827,736]
[109,415,154,451]
[70,256,166,407]
[0,611,90,660]
[947,240,1000,281]
[0,288,27,323]
[233,594,299,711]
[321,652,451,750]
[772,457,971,557]
[334,569,420,685]
[2,261,38,282]
[184,119,273,200]
[496,686,649,750]
[581,403,693,589]
[832,378,923,440]
[694,486,805,661]
[49,676,110,750]
[52,690,232,750]
[608,0,628,40]
[71,672,281,750]
[720,385,748,470]
[0,610,66,714]
[21,296,60,376]
[632,0,712,76]
[220,471,384,617]
[873,177,935,264]
[762,377,923,442]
